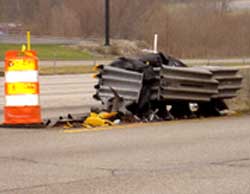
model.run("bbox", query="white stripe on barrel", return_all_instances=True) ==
[5,71,39,83]
[5,95,39,106]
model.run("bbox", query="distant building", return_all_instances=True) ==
[230,0,250,10]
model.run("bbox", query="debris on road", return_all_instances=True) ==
[83,112,117,127]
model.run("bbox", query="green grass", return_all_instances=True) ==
[0,44,93,60]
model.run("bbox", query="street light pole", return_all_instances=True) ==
[104,0,110,46]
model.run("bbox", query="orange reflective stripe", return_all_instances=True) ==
[5,58,37,71]
[5,82,39,95]
[4,106,42,124]
[5,50,37,59]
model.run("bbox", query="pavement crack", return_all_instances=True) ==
[0,156,66,168]
[0,156,120,176]
[94,166,195,176]
[0,176,108,193]
[210,157,250,168]
[95,158,250,177]
[0,156,39,164]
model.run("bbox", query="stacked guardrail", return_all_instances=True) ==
[150,67,161,100]
[160,66,219,102]
[94,65,143,111]
[93,53,243,119]
[202,66,243,99]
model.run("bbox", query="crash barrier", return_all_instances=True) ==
[93,65,143,112]
[151,67,161,100]
[3,50,42,125]
[160,66,219,102]
[202,66,243,99]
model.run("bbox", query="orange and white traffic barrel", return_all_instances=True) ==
[3,50,42,125]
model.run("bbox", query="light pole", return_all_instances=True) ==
[104,0,110,46]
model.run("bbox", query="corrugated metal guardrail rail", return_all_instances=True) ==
[94,65,143,107]
[150,67,161,100]
[202,66,243,99]
[160,65,219,102]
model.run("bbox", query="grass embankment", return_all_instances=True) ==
[0,44,93,60]
[226,68,250,112]
[1,43,249,75]
[0,43,96,75]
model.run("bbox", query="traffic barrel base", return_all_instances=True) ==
[0,123,46,129]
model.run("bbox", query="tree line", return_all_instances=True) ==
[0,0,249,58]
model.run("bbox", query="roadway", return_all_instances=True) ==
[0,74,98,121]
[0,60,111,67]
[0,114,249,194]
[1,58,250,67]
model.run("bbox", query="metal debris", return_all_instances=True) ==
[45,52,243,129]
[93,52,243,122]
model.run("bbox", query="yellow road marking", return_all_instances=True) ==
[63,114,243,134]
[64,125,127,133]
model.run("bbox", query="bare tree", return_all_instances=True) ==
[221,0,231,12]
[0,0,250,58]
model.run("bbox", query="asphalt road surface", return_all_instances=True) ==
[1,58,250,68]
[0,74,98,121]
[0,114,249,194]
[0,60,111,67]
